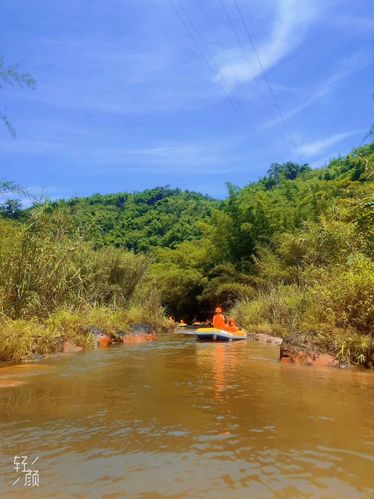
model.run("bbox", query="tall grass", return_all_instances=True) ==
[232,255,374,364]
[0,208,166,360]
[231,285,307,337]
[0,209,155,318]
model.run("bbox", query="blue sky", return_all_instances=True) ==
[0,0,373,200]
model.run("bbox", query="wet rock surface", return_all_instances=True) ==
[87,326,111,347]
[87,323,157,345]
[87,326,104,336]
[122,333,157,344]
[131,323,154,334]
[280,335,340,368]
[63,341,83,353]
[122,323,157,344]
[252,333,283,346]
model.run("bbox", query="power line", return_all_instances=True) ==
[170,0,274,164]
[218,0,294,157]
[194,0,277,160]
[232,0,297,154]
[169,0,275,165]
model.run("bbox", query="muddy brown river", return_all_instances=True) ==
[0,333,373,497]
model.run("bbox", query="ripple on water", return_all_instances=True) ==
[0,379,25,388]
[0,363,54,376]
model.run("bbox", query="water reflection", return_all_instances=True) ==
[195,342,243,401]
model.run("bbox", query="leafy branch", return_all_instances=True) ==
[0,57,36,90]
[0,57,36,138]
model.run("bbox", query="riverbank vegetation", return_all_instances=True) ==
[1,142,373,364]
[152,142,373,364]
[0,208,166,360]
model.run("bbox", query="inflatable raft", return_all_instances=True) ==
[195,327,247,342]
[174,328,196,336]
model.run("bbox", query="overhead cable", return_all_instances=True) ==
[169,0,275,165]
[232,0,297,154]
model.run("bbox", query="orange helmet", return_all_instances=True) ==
[215,307,222,314]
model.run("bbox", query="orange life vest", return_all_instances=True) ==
[213,313,226,330]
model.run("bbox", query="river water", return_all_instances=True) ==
[0,333,373,498]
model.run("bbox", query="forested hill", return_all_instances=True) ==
[15,142,372,260]
[8,143,372,261]
[43,187,218,252]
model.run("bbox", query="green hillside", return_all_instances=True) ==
[43,187,217,252]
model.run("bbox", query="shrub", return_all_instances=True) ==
[0,318,61,361]
[302,255,374,335]
[231,285,307,337]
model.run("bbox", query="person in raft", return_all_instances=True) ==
[212,307,226,330]
[212,307,239,332]
[226,318,239,333]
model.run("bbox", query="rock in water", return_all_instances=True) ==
[131,323,154,334]
[122,323,157,344]
[88,326,104,336]
[280,335,339,368]
[63,341,83,353]
[254,333,283,346]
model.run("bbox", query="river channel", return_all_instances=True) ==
[0,332,373,497]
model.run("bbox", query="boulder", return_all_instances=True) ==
[87,326,104,336]
[122,332,157,344]
[122,324,157,344]
[21,354,44,362]
[97,335,110,347]
[131,323,154,334]
[254,333,283,346]
[88,326,111,347]
[63,341,83,353]
[280,334,339,368]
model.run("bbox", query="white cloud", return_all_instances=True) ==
[0,122,232,174]
[124,143,201,158]
[264,51,370,127]
[216,0,319,87]
[296,128,366,157]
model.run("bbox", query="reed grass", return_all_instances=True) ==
[0,208,166,360]
[231,255,374,364]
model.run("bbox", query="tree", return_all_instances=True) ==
[264,161,311,189]
[364,124,374,142]
[0,179,29,198]
[0,199,23,219]
[0,57,36,138]
[0,199,22,220]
